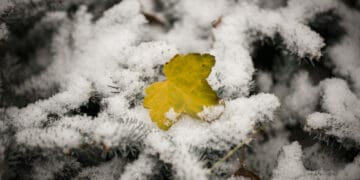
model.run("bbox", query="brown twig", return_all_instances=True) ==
[142,11,165,26]
[212,16,222,28]
[234,147,261,180]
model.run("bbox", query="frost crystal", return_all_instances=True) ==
[306,79,360,147]
[272,142,360,180]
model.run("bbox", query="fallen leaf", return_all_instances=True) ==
[143,53,219,130]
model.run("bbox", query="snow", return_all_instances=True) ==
[272,142,308,180]
[285,71,320,120]
[0,23,8,40]
[256,71,273,93]
[197,104,225,122]
[328,3,360,96]
[77,158,125,179]
[246,132,290,179]
[305,79,360,146]
[1,0,360,179]
[272,142,360,180]
[169,93,280,150]
[119,154,155,180]
[16,127,82,149]
[207,1,328,99]
[165,108,179,122]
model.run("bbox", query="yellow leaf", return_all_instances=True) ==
[143,53,219,130]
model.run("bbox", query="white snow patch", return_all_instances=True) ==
[165,108,180,122]
[197,104,225,122]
